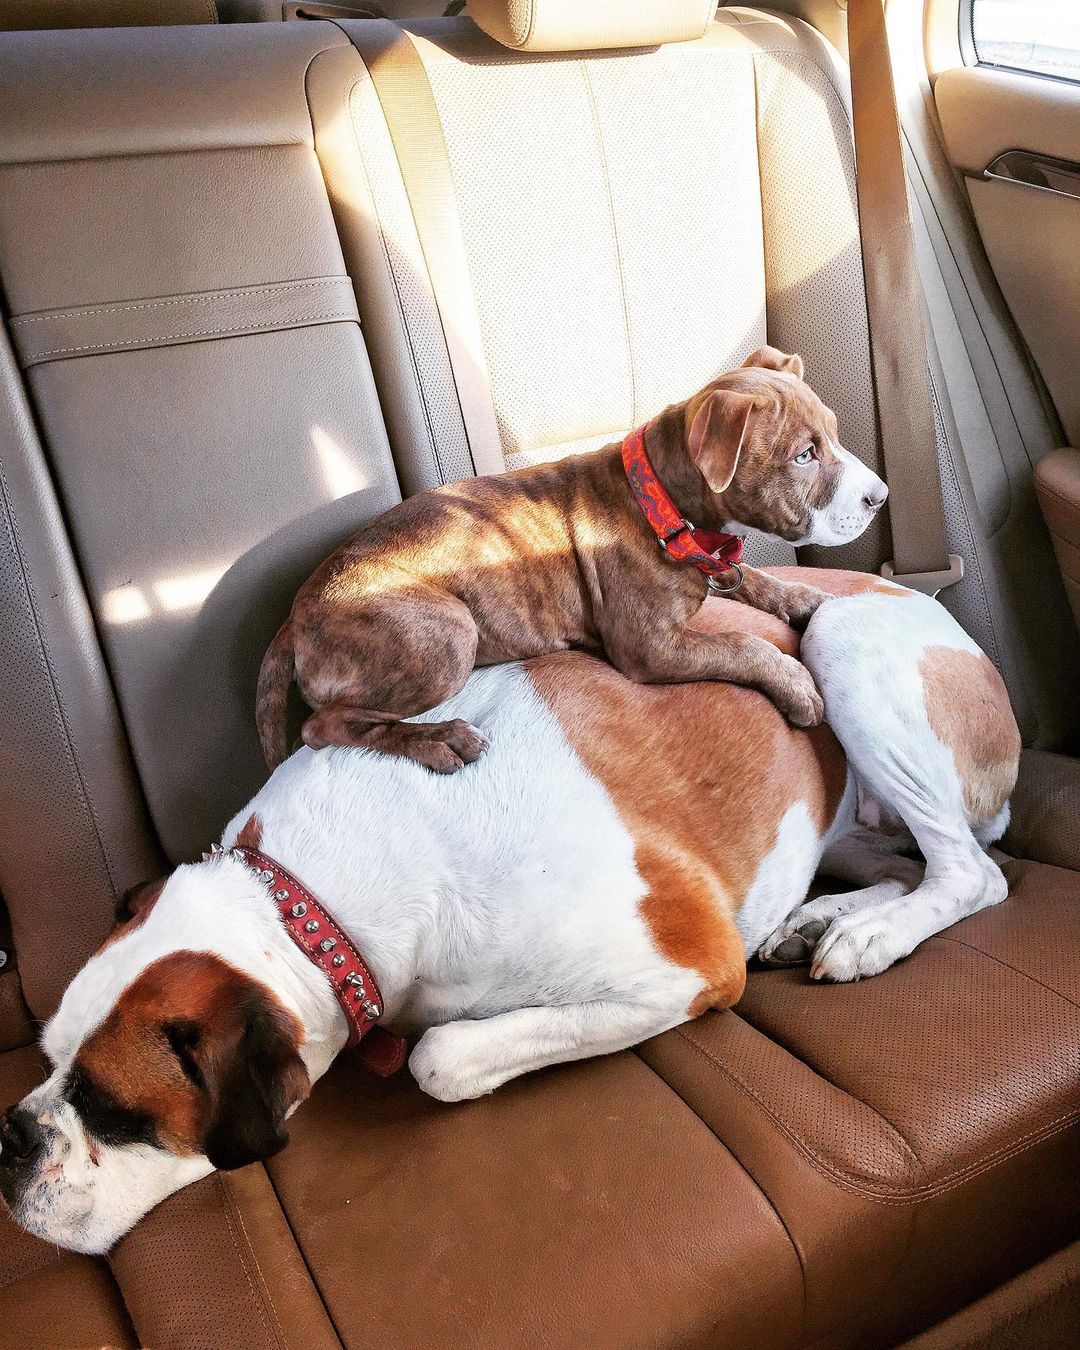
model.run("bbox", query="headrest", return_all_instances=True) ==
[0,0,218,30]
[468,0,715,53]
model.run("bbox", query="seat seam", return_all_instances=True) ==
[633,1045,809,1330]
[933,932,1080,1010]
[25,310,360,361]
[0,451,118,895]
[580,60,637,430]
[216,1172,285,1350]
[11,278,352,326]
[668,1024,1080,1203]
[341,71,449,487]
[224,1178,292,1350]
[260,1160,348,1349]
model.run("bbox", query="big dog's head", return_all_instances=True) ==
[0,860,314,1253]
[681,347,888,546]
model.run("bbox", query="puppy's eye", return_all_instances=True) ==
[793,446,816,466]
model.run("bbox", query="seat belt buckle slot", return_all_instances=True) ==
[879,554,964,597]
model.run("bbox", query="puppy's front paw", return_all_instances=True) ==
[779,584,830,632]
[769,655,825,727]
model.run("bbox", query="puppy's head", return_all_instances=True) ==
[684,346,888,546]
[0,866,310,1254]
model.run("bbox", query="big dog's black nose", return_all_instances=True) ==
[0,1105,40,1167]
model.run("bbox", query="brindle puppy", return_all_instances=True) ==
[257,347,888,772]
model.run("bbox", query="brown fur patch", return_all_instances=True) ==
[234,814,263,851]
[99,877,168,953]
[918,646,1020,822]
[73,952,306,1155]
[528,631,847,1017]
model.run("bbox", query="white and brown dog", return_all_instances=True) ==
[0,573,1019,1253]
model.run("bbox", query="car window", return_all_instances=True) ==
[970,0,1080,82]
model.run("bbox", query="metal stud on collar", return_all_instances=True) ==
[319,937,337,952]
[331,953,345,968]
[304,918,320,934]
[361,999,380,1020]
[290,901,307,918]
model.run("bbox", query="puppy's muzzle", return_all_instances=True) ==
[0,1104,43,1203]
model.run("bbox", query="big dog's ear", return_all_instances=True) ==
[115,877,168,926]
[688,389,758,494]
[742,345,804,381]
[197,990,310,1171]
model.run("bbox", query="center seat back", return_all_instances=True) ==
[0,21,400,1014]
[307,0,1080,754]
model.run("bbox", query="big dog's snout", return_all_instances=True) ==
[0,1104,42,1192]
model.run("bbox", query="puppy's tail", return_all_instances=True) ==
[256,620,295,769]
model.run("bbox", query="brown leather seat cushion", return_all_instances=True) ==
[0,1046,137,1350]
[267,1047,805,1350]
[641,857,1080,1347]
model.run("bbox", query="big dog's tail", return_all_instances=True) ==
[256,619,295,769]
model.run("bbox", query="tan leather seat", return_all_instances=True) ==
[0,4,1076,1346]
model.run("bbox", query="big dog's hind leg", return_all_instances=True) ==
[794,591,1015,981]
[297,589,488,773]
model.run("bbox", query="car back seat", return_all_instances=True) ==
[0,6,1077,1348]
[311,3,1080,756]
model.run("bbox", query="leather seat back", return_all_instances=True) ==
[0,23,400,1014]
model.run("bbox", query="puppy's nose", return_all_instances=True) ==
[863,479,888,510]
[0,1106,40,1167]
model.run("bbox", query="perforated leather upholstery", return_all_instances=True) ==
[0,11,1076,1348]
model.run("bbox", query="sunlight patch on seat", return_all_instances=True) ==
[313,424,369,500]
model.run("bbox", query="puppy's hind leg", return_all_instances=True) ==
[298,591,488,773]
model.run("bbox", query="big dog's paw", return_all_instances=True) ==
[809,912,909,982]
[769,654,825,727]
[758,912,829,967]
[409,1023,497,1102]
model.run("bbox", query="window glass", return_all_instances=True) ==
[971,0,1080,82]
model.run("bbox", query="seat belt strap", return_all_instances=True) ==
[346,19,505,478]
[848,0,963,594]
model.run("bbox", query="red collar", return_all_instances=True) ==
[229,845,407,1076]
[621,427,744,592]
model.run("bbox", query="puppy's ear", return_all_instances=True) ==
[688,389,758,494]
[199,990,310,1171]
[115,877,167,926]
[742,345,804,381]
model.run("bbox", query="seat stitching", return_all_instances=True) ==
[0,451,118,894]
[216,1173,284,1350]
[11,278,351,326]
[342,73,448,486]
[224,1178,292,1350]
[668,1025,1080,1203]
[581,60,637,430]
[633,1046,810,1328]
[27,311,360,360]
[934,932,1080,1010]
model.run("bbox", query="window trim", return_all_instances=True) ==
[961,0,1080,88]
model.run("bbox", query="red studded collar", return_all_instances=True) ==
[228,844,406,1075]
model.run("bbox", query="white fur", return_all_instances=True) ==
[3,589,1013,1252]
[800,445,887,547]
